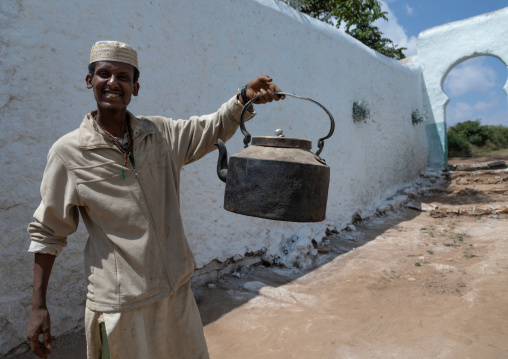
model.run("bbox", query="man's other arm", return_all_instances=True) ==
[27,253,56,358]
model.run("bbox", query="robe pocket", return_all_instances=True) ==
[73,160,124,183]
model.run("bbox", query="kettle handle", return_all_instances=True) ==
[239,92,335,157]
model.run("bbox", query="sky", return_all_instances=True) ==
[374,0,507,127]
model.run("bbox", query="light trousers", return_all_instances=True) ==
[85,282,209,359]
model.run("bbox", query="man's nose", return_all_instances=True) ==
[107,75,120,88]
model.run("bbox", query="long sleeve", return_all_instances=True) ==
[165,95,255,168]
[27,148,80,256]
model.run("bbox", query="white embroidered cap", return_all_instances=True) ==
[89,40,138,69]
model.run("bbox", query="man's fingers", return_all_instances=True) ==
[246,76,285,103]
[28,336,41,355]
[43,329,52,349]
[258,75,272,83]
[28,337,47,358]
[266,89,276,101]
[255,89,267,104]
[28,330,51,358]
[41,343,51,355]
[27,307,52,358]
[273,84,284,96]
[39,341,51,357]
[268,88,284,102]
[260,89,271,103]
[269,83,284,100]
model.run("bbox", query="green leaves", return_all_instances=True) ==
[281,0,406,60]
[447,119,508,157]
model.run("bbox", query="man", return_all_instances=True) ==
[27,40,284,358]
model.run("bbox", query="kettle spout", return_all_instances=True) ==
[214,138,228,183]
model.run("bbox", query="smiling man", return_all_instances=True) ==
[26,40,283,359]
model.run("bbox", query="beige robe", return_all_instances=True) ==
[85,282,208,359]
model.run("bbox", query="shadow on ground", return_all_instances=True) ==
[198,209,422,327]
[6,156,507,358]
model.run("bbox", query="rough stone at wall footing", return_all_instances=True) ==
[450,161,507,171]
[191,256,264,288]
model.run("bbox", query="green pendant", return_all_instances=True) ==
[122,169,125,180]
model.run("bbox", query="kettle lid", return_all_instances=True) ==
[251,136,312,150]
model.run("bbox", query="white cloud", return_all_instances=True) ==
[481,111,507,126]
[375,1,417,57]
[405,4,414,15]
[444,58,497,97]
[474,100,497,112]
[446,97,507,126]
[447,102,474,125]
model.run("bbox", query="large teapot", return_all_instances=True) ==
[215,93,335,222]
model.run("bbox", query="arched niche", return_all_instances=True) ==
[442,54,508,109]
[416,7,508,169]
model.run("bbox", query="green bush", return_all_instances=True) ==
[448,132,472,157]
[447,119,508,157]
[450,120,489,146]
[486,125,508,149]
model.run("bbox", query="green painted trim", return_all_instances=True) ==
[425,122,448,169]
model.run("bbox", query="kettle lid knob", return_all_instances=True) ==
[274,129,284,137]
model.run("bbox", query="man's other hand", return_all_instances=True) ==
[244,76,285,104]
[27,307,52,358]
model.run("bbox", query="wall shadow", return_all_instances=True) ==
[198,205,423,326]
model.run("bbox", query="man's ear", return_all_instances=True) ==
[133,82,140,97]
[86,74,93,89]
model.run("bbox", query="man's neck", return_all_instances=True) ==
[95,109,128,138]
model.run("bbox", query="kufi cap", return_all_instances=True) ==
[89,40,138,69]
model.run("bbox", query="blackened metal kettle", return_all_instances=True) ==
[215,93,335,222]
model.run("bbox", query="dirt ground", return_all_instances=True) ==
[6,157,508,359]
[202,211,508,358]
[199,157,508,359]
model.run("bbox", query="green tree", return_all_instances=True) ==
[447,119,508,157]
[449,119,490,147]
[486,125,508,148]
[282,0,406,60]
[447,131,471,157]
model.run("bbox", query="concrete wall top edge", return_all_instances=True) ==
[254,0,418,73]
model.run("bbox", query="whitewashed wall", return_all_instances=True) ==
[0,0,428,353]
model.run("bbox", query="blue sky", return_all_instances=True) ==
[375,0,507,127]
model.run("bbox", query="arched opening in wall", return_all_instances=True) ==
[443,56,508,163]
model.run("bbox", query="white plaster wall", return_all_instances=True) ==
[416,7,508,168]
[0,0,428,353]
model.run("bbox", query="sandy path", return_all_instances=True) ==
[201,170,508,359]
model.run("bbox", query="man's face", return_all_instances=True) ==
[86,61,139,112]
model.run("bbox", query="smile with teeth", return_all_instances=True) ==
[105,92,122,98]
